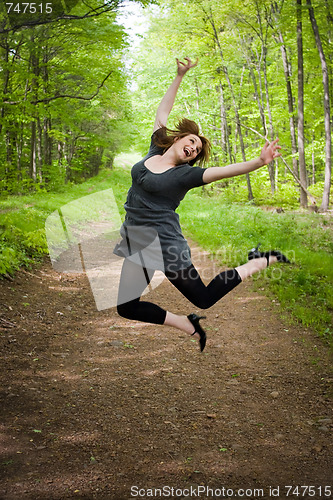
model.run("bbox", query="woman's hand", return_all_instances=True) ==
[153,57,198,133]
[176,57,198,77]
[259,138,281,166]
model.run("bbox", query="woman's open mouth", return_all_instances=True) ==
[184,147,191,157]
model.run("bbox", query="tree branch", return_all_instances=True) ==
[0,1,123,34]
[3,71,113,105]
[235,121,318,204]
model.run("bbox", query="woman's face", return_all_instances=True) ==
[173,134,202,164]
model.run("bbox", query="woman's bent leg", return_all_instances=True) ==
[166,265,242,309]
[166,255,279,309]
[117,259,166,324]
[116,260,203,338]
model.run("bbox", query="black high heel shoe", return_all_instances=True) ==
[248,243,290,266]
[187,313,207,352]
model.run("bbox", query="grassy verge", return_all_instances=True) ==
[1,162,332,346]
[0,165,132,276]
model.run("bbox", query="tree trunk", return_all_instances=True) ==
[0,39,10,137]
[30,121,37,181]
[6,130,13,164]
[241,35,280,196]
[16,128,23,179]
[208,9,254,200]
[239,24,275,194]
[262,45,276,194]
[271,1,299,177]
[58,141,63,164]
[44,117,52,165]
[306,0,331,211]
[249,1,276,193]
[279,39,298,177]
[219,83,233,163]
[29,33,40,182]
[42,40,53,168]
[194,78,202,129]
[297,0,308,207]
[37,117,43,182]
[242,40,267,135]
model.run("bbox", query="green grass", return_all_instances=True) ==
[1,161,332,346]
[0,163,131,276]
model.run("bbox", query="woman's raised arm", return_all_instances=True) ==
[202,139,281,184]
[153,57,198,133]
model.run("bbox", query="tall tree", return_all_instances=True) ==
[252,0,277,193]
[0,1,138,192]
[219,82,233,163]
[205,6,254,201]
[271,1,298,178]
[306,0,331,211]
[296,0,308,207]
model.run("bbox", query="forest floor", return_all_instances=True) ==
[0,242,332,500]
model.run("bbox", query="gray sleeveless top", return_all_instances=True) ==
[114,131,206,273]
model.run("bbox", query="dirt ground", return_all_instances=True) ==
[0,243,332,500]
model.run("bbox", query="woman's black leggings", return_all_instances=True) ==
[117,259,242,325]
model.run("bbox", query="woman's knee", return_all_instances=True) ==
[195,298,214,310]
[117,301,136,320]
[116,302,127,318]
[188,295,213,310]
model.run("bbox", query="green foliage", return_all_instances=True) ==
[0,245,19,275]
[0,0,145,194]
[129,0,332,208]
[0,215,48,275]
[0,164,132,276]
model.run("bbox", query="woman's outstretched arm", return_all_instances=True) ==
[202,139,281,184]
[153,57,198,133]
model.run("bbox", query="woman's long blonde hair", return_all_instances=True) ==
[153,118,211,166]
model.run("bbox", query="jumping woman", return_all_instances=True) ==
[114,57,289,352]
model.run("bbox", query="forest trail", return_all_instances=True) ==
[0,243,332,500]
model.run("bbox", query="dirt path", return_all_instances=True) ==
[0,244,332,500]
